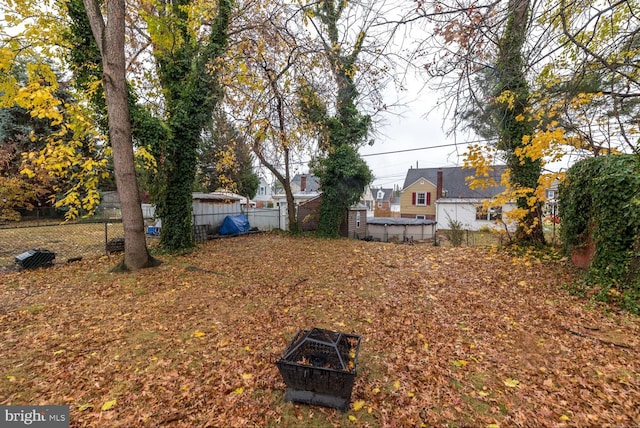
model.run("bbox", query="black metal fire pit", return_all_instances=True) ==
[276,327,361,411]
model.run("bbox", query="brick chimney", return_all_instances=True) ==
[300,174,307,192]
[436,169,443,200]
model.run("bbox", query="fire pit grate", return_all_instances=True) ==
[276,327,361,411]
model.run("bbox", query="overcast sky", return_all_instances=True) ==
[358,75,469,190]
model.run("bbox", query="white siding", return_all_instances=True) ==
[436,199,516,231]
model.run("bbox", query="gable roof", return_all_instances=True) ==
[402,165,508,199]
[370,187,394,201]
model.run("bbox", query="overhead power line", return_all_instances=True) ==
[360,139,495,158]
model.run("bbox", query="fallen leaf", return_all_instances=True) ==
[101,399,117,411]
[352,400,365,411]
[503,378,520,388]
[192,331,206,338]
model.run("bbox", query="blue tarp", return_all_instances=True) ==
[219,214,250,235]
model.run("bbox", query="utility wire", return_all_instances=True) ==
[359,138,495,157]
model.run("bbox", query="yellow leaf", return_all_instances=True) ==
[6,375,16,382]
[192,331,206,338]
[423,343,429,350]
[352,400,365,411]
[407,391,415,397]
[478,391,490,397]
[487,424,500,428]
[241,373,252,380]
[372,387,380,395]
[348,415,357,422]
[233,387,244,395]
[452,360,468,367]
[392,380,401,390]
[78,403,92,412]
[560,415,569,421]
[503,378,520,388]
[53,349,65,355]
[101,399,116,411]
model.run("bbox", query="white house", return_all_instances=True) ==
[401,165,516,231]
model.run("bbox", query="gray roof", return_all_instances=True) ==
[370,187,394,201]
[291,173,321,192]
[402,165,508,199]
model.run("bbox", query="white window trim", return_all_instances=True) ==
[416,192,427,206]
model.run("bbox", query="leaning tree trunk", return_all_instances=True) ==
[83,0,156,270]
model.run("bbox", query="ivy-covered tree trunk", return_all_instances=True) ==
[311,0,372,237]
[82,0,157,270]
[151,0,232,251]
[495,0,545,244]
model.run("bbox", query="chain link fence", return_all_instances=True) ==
[0,219,156,270]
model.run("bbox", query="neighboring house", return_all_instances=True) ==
[400,165,514,231]
[290,173,320,194]
[371,187,395,217]
[400,170,439,220]
[254,176,274,208]
[390,196,401,217]
[360,186,375,217]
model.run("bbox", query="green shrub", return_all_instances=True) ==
[559,154,640,314]
[445,217,466,247]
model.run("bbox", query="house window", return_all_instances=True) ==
[476,205,502,220]
[547,190,556,200]
[412,192,431,206]
[489,206,502,220]
[356,212,361,228]
[377,201,383,208]
[476,205,488,220]
[416,215,426,220]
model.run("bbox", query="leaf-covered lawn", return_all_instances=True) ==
[1,234,638,427]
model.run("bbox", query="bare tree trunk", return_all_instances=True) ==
[83,0,156,270]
